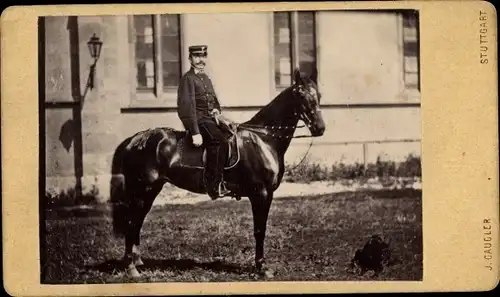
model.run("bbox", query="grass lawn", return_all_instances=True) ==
[42,189,422,283]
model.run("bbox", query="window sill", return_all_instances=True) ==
[397,88,421,102]
[121,91,178,112]
[271,88,421,107]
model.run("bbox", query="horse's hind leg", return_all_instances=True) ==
[121,186,139,277]
[124,181,164,277]
[133,182,164,266]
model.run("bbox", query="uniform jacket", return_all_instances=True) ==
[177,67,221,135]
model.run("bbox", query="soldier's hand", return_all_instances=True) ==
[192,134,203,147]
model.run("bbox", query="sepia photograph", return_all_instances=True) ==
[40,9,423,284]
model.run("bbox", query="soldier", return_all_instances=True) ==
[177,45,231,200]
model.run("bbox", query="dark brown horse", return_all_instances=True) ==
[110,68,326,278]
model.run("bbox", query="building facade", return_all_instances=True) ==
[42,10,421,198]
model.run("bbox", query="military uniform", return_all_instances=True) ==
[177,67,221,135]
[177,45,230,199]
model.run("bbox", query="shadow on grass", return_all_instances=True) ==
[44,189,422,221]
[85,258,251,275]
[45,204,111,220]
[266,189,422,205]
[367,188,422,199]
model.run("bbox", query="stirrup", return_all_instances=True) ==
[209,182,231,199]
[219,181,229,192]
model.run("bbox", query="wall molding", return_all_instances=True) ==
[120,101,421,113]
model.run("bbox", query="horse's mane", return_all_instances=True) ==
[243,75,318,127]
[243,85,296,126]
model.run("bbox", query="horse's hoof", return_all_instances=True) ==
[127,267,141,278]
[264,268,275,279]
[251,265,274,279]
[134,258,144,266]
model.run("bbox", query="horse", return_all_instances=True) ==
[109,68,326,278]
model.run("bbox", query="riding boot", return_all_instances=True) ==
[205,144,231,199]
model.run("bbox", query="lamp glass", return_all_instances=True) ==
[87,35,103,59]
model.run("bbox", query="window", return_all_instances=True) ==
[402,11,419,90]
[130,14,182,100]
[273,11,317,90]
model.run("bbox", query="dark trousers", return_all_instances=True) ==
[198,120,229,192]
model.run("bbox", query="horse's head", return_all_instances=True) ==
[291,68,326,137]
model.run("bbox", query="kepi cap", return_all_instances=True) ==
[189,45,208,56]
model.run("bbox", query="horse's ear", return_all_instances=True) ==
[310,67,318,84]
[293,68,303,85]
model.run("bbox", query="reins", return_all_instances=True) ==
[237,106,314,140]
[237,122,315,172]
[237,123,313,139]
[232,83,319,172]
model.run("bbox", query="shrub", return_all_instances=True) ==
[44,184,100,209]
[284,156,330,183]
[396,154,422,178]
[283,154,421,183]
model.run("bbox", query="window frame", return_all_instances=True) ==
[271,11,318,95]
[127,14,184,108]
[400,10,420,94]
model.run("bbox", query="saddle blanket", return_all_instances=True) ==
[178,133,240,170]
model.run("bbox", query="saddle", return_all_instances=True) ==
[178,115,240,170]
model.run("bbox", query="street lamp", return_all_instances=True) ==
[87,34,103,89]
[87,33,103,62]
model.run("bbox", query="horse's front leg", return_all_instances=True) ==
[250,189,274,278]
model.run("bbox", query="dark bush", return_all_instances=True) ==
[44,184,100,209]
[283,154,421,183]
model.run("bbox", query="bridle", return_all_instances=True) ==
[238,84,319,139]
[237,84,320,170]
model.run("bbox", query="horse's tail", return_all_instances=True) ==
[109,138,132,238]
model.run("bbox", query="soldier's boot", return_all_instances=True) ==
[205,144,231,200]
